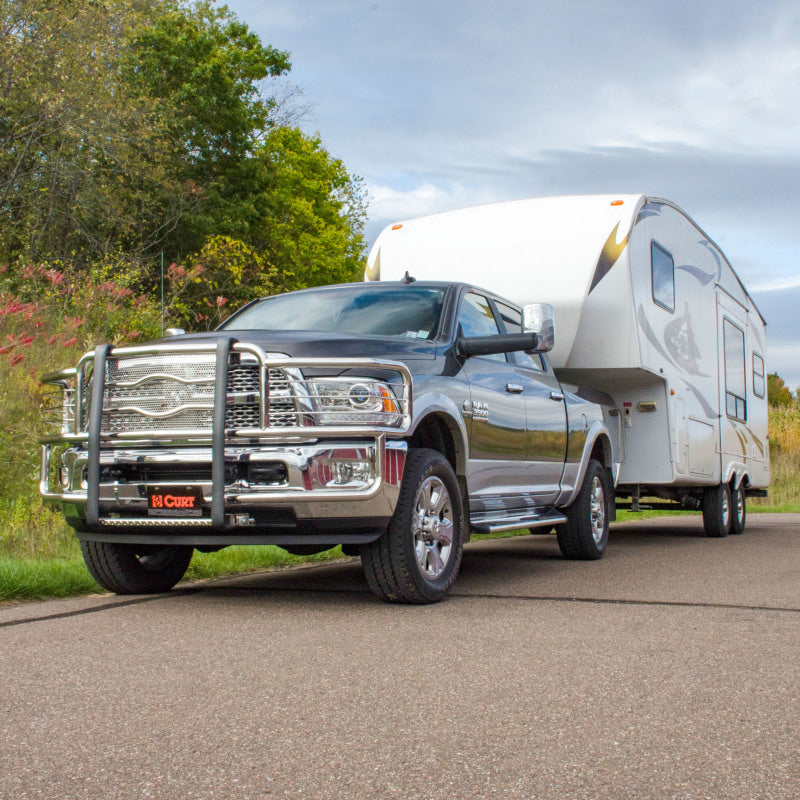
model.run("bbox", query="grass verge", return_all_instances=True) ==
[0,544,347,604]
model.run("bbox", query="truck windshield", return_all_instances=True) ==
[220,285,446,340]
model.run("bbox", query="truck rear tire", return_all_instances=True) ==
[80,540,193,594]
[702,484,732,537]
[360,448,464,604]
[556,459,611,560]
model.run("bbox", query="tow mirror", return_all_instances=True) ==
[457,332,539,358]
[522,304,555,352]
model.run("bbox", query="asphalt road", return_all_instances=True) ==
[1,513,798,800]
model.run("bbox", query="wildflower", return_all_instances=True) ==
[9,353,23,366]
[45,269,65,286]
[62,337,78,347]
[216,296,228,307]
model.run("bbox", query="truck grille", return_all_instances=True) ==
[100,354,295,435]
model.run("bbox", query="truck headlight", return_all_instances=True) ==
[306,378,402,426]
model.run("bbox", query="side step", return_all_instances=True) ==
[470,509,567,534]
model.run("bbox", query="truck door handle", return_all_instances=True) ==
[549,391,564,401]
[505,383,524,394]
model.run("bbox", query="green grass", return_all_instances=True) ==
[0,544,347,604]
[0,556,100,602]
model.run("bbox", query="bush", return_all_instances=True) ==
[0,260,164,557]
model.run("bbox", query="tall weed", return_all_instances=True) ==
[752,405,800,509]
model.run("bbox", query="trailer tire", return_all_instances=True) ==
[80,540,193,594]
[556,459,611,560]
[731,482,746,535]
[702,484,732,537]
[360,449,464,604]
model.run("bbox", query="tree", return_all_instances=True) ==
[0,0,192,262]
[0,0,367,301]
[254,126,367,292]
[767,372,794,407]
[125,0,293,258]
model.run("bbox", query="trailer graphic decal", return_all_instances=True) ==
[365,248,381,281]
[588,222,629,294]
[676,264,716,286]
[637,304,677,367]
[635,201,665,224]
[682,380,717,420]
[698,240,723,282]
[664,304,708,377]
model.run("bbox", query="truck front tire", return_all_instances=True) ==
[80,540,193,594]
[360,448,464,604]
[556,459,611,560]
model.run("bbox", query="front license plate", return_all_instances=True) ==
[147,486,204,517]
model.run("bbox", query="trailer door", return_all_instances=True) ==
[717,293,749,478]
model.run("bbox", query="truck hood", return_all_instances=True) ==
[153,330,437,361]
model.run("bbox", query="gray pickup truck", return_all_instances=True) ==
[40,280,620,603]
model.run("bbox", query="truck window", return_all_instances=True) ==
[458,292,505,362]
[723,319,746,420]
[221,285,445,339]
[651,241,675,312]
[494,300,544,370]
[752,352,765,398]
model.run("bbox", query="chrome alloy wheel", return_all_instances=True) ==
[413,476,454,579]
[721,488,731,528]
[734,486,744,522]
[590,475,606,545]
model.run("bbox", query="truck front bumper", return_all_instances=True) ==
[41,437,406,547]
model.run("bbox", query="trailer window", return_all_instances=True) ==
[651,241,675,312]
[753,352,765,398]
[723,319,746,420]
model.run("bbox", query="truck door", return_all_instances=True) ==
[494,300,567,504]
[457,291,529,500]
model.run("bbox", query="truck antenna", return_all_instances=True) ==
[402,271,416,284]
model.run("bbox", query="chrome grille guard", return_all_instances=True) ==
[40,339,413,530]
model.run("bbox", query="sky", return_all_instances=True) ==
[226,0,800,387]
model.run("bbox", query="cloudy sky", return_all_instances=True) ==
[227,0,800,387]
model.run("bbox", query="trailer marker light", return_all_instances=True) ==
[611,200,624,206]
[392,224,403,230]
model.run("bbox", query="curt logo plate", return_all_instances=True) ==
[147,486,204,517]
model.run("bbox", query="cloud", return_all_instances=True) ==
[226,0,800,385]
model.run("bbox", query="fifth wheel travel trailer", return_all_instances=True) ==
[366,194,768,536]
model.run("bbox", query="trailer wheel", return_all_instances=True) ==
[360,448,464,604]
[731,483,746,535]
[80,541,193,594]
[702,484,732,537]
[556,459,611,560]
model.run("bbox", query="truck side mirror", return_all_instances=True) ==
[522,304,555,352]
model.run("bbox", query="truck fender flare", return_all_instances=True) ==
[408,393,469,475]
[559,421,617,508]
